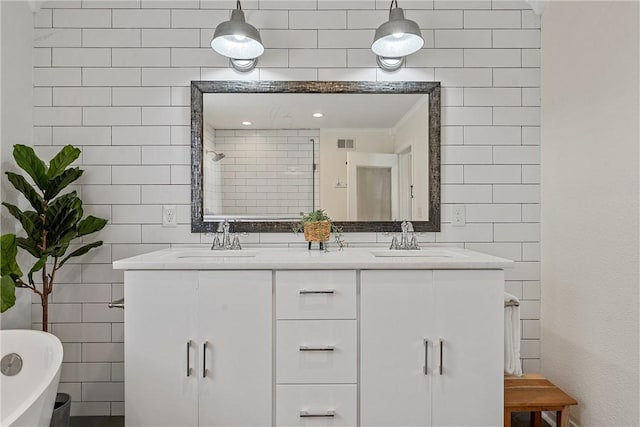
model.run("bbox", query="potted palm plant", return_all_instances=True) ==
[0,144,108,427]
[293,209,344,250]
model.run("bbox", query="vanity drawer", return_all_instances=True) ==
[276,270,356,319]
[276,384,357,427]
[276,320,357,384]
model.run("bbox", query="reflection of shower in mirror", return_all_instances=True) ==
[206,150,226,162]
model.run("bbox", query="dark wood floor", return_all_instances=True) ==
[70,413,548,427]
[70,416,124,427]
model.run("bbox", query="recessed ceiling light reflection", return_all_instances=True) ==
[241,121,253,126]
[312,113,324,118]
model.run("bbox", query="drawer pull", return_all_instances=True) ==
[423,338,429,375]
[299,289,335,295]
[299,345,335,352]
[203,341,209,378]
[300,410,335,418]
[439,338,444,376]
[186,340,193,377]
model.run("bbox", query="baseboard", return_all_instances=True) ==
[542,411,579,427]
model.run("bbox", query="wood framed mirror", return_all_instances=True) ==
[191,80,440,233]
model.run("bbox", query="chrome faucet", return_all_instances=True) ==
[400,220,408,248]
[221,219,231,248]
[211,219,242,250]
[406,221,419,249]
[389,220,420,250]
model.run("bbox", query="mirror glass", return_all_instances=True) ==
[191,81,441,233]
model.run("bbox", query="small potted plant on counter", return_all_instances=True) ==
[0,144,108,427]
[293,209,344,251]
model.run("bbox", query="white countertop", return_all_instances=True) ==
[113,246,513,270]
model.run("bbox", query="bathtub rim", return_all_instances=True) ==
[1,329,64,426]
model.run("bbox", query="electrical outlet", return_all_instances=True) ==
[452,204,465,227]
[163,205,177,227]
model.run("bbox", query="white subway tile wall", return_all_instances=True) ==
[204,129,315,217]
[31,0,540,415]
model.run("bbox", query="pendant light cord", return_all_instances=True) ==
[389,0,398,12]
[237,0,242,10]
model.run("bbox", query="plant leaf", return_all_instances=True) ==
[0,275,16,313]
[5,172,44,213]
[49,229,77,257]
[2,203,39,241]
[23,211,44,236]
[59,241,103,268]
[48,145,81,179]
[27,256,48,287]
[1,234,22,277]
[46,192,81,243]
[44,168,83,200]
[13,144,48,191]
[16,237,42,258]
[77,216,108,237]
[50,243,71,259]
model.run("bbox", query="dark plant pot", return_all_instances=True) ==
[49,393,71,427]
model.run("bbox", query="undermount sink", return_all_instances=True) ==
[370,249,460,258]
[173,250,258,259]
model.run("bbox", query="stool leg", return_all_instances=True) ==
[532,411,542,427]
[560,406,571,427]
[504,409,511,427]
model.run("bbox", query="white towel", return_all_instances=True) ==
[504,292,522,376]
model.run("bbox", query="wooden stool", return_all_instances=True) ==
[504,374,578,427]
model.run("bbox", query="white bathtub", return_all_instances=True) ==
[1,330,63,427]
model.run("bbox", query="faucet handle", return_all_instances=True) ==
[410,233,419,250]
[210,233,221,250]
[389,233,399,250]
[231,233,242,250]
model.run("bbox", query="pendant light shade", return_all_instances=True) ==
[372,1,424,59]
[211,2,264,61]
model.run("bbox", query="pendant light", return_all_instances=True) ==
[372,0,424,71]
[210,0,264,72]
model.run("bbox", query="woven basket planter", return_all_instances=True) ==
[303,220,331,242]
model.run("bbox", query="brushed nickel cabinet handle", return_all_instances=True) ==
[300,410,335,418]
[299,345,335,352]
[186,340,192,377]
[439,338,444,376]
[203,341,209,378]
[299,289,335,294]
[423,338,429,375]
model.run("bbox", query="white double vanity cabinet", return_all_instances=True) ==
[114,247,512,427]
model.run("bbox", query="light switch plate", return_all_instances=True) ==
[163,205,177,227]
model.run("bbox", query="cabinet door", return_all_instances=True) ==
[125,271,199,427]
[431,270,504,426]
[360,270,433,427]
[197,271,272,427]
